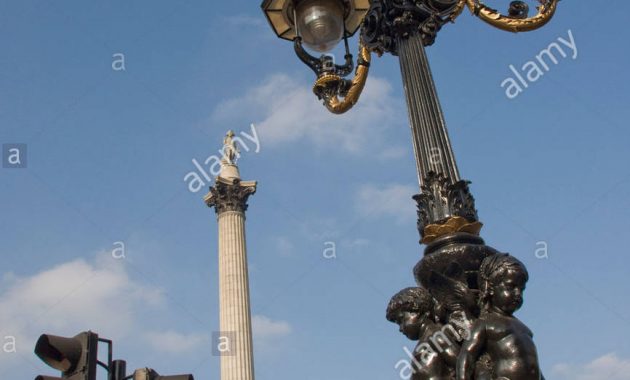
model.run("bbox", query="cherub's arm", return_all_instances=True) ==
[456,322,486,380]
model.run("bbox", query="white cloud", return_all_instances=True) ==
[143,315,292,357]
[225,14,266,28]
[144,331,208,354]
[252,315,292,340]
[0,254,164,366]
[212,73,404,155]
[552,353,630,380]
[355,183,417,223]
[342,238,370,249]
[378,146,409,161]
[274,236,295,257]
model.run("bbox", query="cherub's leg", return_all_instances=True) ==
[474,356,493,380]
[474,372,492,380]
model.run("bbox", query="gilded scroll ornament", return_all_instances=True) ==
[462,0,559,33]
[313,42,372,114]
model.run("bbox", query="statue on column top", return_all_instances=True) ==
[222,130,239,165]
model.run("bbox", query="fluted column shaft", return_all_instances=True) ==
[398,34,460,186]
[217,210,255,380]
[397,34,481,242]
[360,1,482,243]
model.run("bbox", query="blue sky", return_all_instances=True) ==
[1,1,630,379]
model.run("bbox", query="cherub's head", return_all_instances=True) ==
[386,287,434,340]
[479,253,529,315]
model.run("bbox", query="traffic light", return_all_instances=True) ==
[34,331,98,380]
[34,330,195,380]
[133,368,194,380]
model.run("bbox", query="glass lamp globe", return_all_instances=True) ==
[296,0,346,52]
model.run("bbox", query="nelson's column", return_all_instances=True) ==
[205,131,257,380]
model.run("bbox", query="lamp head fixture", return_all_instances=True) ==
[261,0,369,52]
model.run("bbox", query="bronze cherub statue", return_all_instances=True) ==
[457,254,543,380]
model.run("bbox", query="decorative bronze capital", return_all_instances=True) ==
[205,177,257,215]
[361,0,462,54]
[361,0,560,56]
[413,172,482,243]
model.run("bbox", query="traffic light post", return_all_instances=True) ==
[34,331,194,380]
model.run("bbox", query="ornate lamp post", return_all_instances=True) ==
[261,1,560,378]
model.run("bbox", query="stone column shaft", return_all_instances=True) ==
[218,210,254,380]
[206,164,257,380]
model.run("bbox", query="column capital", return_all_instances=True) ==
[205,177,257,215]
[361,0,462,54]
[413,172,482,244]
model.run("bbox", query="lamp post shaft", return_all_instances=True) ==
[398,34,460,185]
[398,34,482,245]
[361,1,483,244]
